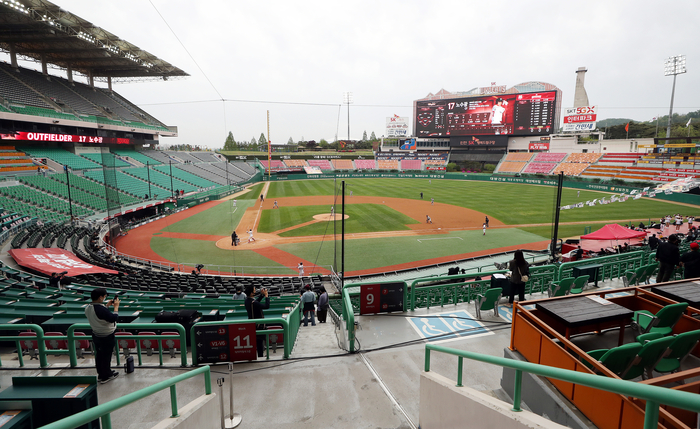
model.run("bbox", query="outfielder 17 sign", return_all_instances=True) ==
[360,282,405,315]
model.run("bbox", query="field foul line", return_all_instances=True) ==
[417,237,463,243]
[228,207,238,214]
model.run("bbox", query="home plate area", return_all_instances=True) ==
[407,309,494,343]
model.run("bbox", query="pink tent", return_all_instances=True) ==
[581,224,647,241]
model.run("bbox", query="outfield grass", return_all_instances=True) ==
[239,183,264,200]
[258,204,419,236]
[266,179,692,225]
[160,200,255,235]
[276,228,546,271]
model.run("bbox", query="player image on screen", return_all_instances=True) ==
[490,98,508,125]
[415,91,556,137]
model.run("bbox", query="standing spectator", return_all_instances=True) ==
[85,288,120,383]
[301,285,316,326]
[648,234,659,251]
[680,242,700,279]
[298,262,304,278]
[656,235,680,283]
[232,285,246,300]
[506,250,529,307]
[316,286,329,323]
[244,286,269,358]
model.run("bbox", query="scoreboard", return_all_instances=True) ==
[415,91,557,137]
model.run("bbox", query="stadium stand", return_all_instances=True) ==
[378,159,399,170]
[0,184,92,218]
[19,147,101,170]
[123,167,199,193]
[139,150,175,164]
[522,162,557,174]
[495,161,526,173]
[79,152,131,168]
[232,161,257,176]
[307,159,332,170]
[50,173,141,206]
[532,152,567,163]
[152,165,220,188]
[112,149,163,166]
[580,164,624,178]
[616,165,666,181]
[164,151,201,164]
[555,162,590,176]
[565,153,602,163]
[84,169,169,198]
[283,159,308,168]
[0,63,54,109]
[400,159,422,170]
[0,146,39,173]
[207,163,248,183]
[597,152,642,165]
[331,159,354,170]
[504,152,534,162]
[354,159,376,170]
[189,152,223,163]
[260,160,285,170]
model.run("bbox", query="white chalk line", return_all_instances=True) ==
[416,237,464,243]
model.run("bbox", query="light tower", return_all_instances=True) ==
[573,67,589,108]
[664,55,687,139]
[343,92,353,141]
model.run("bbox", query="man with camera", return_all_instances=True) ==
[85,288,120,384]
[244,286,270,358]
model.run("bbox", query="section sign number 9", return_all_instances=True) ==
[360,282,405,315]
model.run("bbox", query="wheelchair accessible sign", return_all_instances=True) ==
[407,309,492,343]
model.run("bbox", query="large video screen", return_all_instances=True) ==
[415,91,557,137]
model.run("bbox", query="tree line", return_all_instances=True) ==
[221,130,381,151]
[597,109,700,139]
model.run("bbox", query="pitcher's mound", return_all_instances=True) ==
[313,213,349,221]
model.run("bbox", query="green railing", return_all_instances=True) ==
[408,270,508,311]
[190,303,300,363]
[69,323,189,368]
[557,250,645,283]
[0,324,49,368]
[0,324,189,368]
[424,344,700,429]
[341,286,357,353]
[38,366,212,429]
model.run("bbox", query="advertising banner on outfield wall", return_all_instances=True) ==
[529,143,550,151]
[450,135,508,147]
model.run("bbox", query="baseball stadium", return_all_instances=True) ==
[1,2,700,429]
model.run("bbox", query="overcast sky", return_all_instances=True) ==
[4,0,700,148]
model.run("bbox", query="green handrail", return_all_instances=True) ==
[409,270,508,310]
[189,316,293,363]
[341,286,356,353]
[0,324,49,368]
[38,366,212,429]
[67,323,188,368]
[557,250,644,282]
[425,344,700,429]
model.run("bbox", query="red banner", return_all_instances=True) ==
[425,166,446,171]
[360,284,381,315]
[228,323,258,361]
[564,114,597,124]
[2,132,132,145]
[529,143,550,151]
[9,248,119,276]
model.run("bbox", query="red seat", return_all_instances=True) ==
[44,332,67,350]
[116,332,136,357]
[161,331,180,359]
[19,331,38,360]
[267,324,284,353]
[73,332,90,359]
[138,331,157,356]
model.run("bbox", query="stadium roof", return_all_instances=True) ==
[0,0,188,82]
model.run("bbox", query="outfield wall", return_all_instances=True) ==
[257,172,700,206]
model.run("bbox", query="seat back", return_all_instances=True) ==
[116,332,136,349]
[622,336,675,380]
[654,303,689,333]
[569,275,590,294]
[550,277,575,297]
[643,263,659,284]
[139,331,157,356]
[656,329,700,374]
[161,331,181,358]
[598,343,643,376]
[19,331,38,351]
[45,332,67,350]
[479,288,502,311]
[73,331,90,349]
